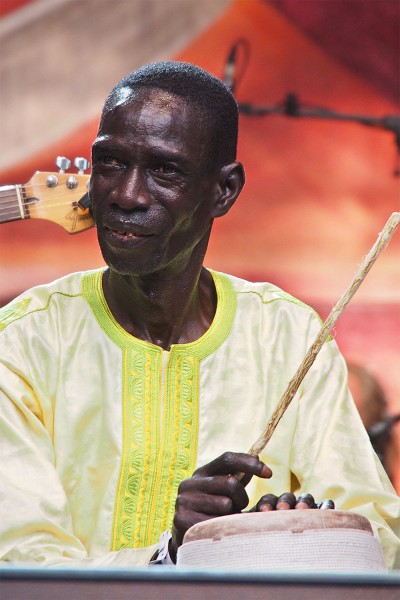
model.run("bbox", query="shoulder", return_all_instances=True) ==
[213,270,320,318]
[0,268,104,332]
[211,270,327,355]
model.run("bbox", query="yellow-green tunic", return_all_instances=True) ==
[0,268,399,568]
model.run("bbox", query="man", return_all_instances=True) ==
[0,62,399,568]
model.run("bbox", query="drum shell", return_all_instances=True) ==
[177,510,386,572]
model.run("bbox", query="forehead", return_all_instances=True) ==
[98,87,210,148]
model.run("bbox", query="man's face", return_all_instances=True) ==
[90,88,220,278]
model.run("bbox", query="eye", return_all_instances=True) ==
[101,156,124,168]
[92,151,125,171]
[152,164,177,176]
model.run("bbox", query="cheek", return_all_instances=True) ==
[88,187,98,221]
[173,204,213,242]
[88,177,112,217]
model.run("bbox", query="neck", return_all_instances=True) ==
[102,265,217,351]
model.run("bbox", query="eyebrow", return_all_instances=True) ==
[92,137,192,167]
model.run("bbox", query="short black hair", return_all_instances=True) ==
[102,61,239,169]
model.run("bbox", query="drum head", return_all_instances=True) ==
[182,510,373,543]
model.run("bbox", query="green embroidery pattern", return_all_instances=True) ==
[160,353,198,538]
[238,288,333,342]
[112,347,162,549]
[111,348,199,549]
[82,269,236,550]
[0,291,82,333]
[0,297,31,331]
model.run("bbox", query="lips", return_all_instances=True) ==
[112,229,151,238]
[105,224,154,239]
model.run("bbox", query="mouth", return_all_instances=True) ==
[105,226,154,240]
[112,229,152,238]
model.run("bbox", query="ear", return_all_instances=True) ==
[211,162,245,218]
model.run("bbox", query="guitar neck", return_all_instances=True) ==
[0,184,30,224]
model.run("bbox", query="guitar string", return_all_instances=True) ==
[0,181,88,192]
[0,184,89,201]
[0,194,90,208]
[0,209,92,219]
[0,209,92,221]
[0,203,92,218]
[0,185,91,217]
[0,208,93,221]
[0,184,88,197]
[0,192,88,205]
[0,180,88,192]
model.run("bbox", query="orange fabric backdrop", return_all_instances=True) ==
[1,0,399,486]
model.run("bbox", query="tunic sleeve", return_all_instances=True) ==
[0,357,157,567]
[0,288,160,568]
[291,338,400,570]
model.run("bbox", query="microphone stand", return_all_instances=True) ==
[367,414,400,442]
[238,93,400,174]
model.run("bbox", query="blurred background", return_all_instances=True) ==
[0,0,399,489]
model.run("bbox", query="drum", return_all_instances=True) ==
[176,510,386,572]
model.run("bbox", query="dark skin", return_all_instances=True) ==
[91,87,241,348]
[90,86,328,562]
[171,454,320,561]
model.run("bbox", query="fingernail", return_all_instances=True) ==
[298,494,312,502]
[296,494,315,508]
[259,503,273,512]
[319,499,335,510]
[276,501,290,510]
[260,465,272,478]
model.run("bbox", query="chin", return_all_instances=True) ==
[104,254,164,278]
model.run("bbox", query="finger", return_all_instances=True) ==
[176,492,238,516]
[295,493,316,509]
[276,492,297,510]
[318,499,335,510]
[194,452,272,480]
[177,475,249,512]
[256,493,278,512]
[238,471,254,488]
[172,511,214,548]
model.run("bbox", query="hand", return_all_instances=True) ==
[170,451,272,560]
[253,492,335,511]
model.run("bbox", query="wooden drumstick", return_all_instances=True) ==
[247,211,400,458]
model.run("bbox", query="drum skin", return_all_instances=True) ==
[182,510,373,542]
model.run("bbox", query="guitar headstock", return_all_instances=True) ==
[25,156,94,234]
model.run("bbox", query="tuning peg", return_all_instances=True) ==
[56,156,71,173]
[74,157,91,174]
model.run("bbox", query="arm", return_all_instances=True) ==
[0,363,156,567]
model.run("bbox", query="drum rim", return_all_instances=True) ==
[183,510,373,544]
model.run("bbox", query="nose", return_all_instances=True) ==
[113,166,150,211]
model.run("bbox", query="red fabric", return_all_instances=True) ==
[270,0,400,104]
[0,0,33,18]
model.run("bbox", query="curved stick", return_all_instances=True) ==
[248,212,400,458]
